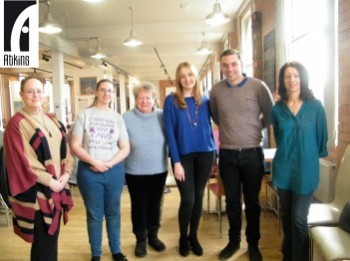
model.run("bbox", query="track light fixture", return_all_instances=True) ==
[42,54,50,62]
[91,38,106,59]
[205,0,231,25]
[196,32,212,55]
[123,7,143,47]
[39,0,62,34]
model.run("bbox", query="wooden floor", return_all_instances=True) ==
[0,181,284,261]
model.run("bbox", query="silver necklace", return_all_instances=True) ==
[40,113,52,138]
[186,103,199,127]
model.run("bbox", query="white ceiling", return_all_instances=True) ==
[38,0,245,82]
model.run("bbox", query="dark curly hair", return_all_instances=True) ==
[277,61,315,104]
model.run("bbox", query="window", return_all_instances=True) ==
[241,10,253,76]
[282,0,338,146]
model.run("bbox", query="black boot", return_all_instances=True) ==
[188,235,203,256]
[219,241,240,260]
[134,231,147,257]
[179,235,190,257]
[148,226,166,252]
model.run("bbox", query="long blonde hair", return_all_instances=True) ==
[174,62,202,109]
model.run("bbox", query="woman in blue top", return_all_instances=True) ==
[164,62,215,257]
[272,61,328,261]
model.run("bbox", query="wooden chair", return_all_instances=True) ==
[0,147,11,226]
[308,145,350,227]
[206,128,220,216]
[207,166,225,237]
[206,158,219,217]
[205,128,225,237]
[264,173,281,234]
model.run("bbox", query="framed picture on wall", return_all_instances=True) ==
[13,101,23,114]
[80,77,97,95]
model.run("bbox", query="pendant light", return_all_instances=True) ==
[82,0,105,2]
[39,0,62,34]
[205,0,231,25]
[196,33,212,55]
[91,38,106,59]
[123,7,143,47]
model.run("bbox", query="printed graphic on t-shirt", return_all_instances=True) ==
[87,117,116,151]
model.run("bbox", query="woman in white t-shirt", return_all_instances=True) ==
[71,79,130,261]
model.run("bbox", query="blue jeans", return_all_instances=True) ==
[278,188,313,261]
[219,147,264,246]
[77,161,125,257]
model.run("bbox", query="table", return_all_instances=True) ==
[263,148,281,234]
[264,148,276,163]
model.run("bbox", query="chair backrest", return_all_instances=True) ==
[213,129,220,150]
[333,145,350,210]
[0,147,10,207]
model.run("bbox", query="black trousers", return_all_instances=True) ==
[31,210,61,261]
[219,148,264,246]
[176,151,215,237]
[125,172,167,234]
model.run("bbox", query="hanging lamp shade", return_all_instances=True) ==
[205,1,231,25]
[196,43,213,55]
[123,32,143,47]
[123,7,143,47]
[39,1,62,34]
[82,0,105,2]
[196,33,212,55]
[91,38,106,59]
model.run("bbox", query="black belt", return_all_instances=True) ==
[231,147,261,152]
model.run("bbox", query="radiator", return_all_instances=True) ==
[313,159,336,203]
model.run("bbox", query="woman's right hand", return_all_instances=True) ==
[49,178,64,193]
[90,159,110,173]
[174,162,186,182]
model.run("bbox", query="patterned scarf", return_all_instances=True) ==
[5,112,73,243]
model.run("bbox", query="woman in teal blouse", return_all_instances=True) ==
[271,61,328,261]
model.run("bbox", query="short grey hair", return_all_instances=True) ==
[132,82,157,100]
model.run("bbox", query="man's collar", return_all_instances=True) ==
[225,73,248,88]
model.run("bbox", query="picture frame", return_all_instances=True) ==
[80,77,97,95]
[13,101,23,113]
[263,30,276,92]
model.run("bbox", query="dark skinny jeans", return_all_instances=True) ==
[175,151,215,238]
[278,188,313,261]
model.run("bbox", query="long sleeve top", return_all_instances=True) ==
[210,78,274,149]
[123,107,168,175]
[163,94,215,163]
[271,99,328,194]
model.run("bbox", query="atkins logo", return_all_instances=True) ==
[0,0,38,68]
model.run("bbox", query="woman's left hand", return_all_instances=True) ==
[58,172,70,186]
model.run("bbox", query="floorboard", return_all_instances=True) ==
[0,181,284,261]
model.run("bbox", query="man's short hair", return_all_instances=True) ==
[220,49,241,60]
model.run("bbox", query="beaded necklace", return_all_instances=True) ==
[186,103,199,127]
